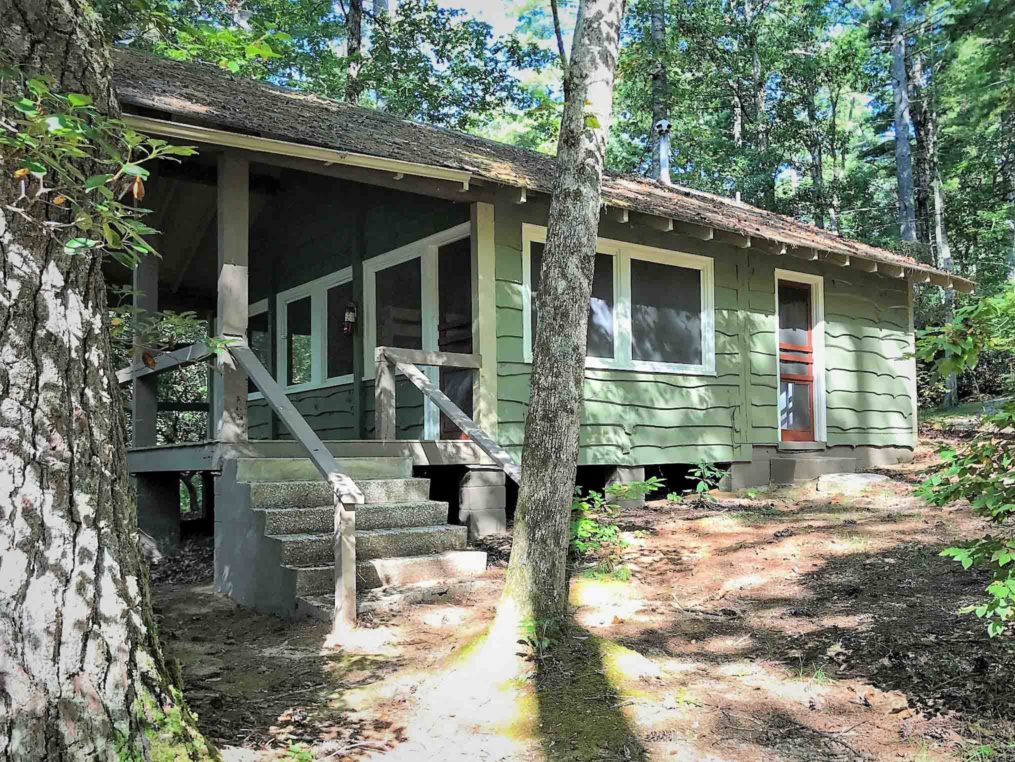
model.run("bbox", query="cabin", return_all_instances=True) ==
[111,51,972,620]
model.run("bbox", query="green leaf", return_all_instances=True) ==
[584,113,601,130]
[120,164,150,179]
[85,174,113,190]
[64,238,101,254]
[66,93,93,107]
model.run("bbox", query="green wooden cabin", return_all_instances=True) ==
[112,51,971,618]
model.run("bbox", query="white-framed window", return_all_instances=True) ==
[363,222,471,440]
[247,299,270,400]
[274,267,355,393]
[522,223,715,375]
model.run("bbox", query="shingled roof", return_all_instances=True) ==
[112,49,971,290]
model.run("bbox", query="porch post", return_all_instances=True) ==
[131,253,159,447]
[470,202,498,434]
[213,151,250,442]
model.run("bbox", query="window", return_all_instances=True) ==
[276,267,354,392]
[247,300,270,396]
[522,224,714,375]
[529,243,616,359]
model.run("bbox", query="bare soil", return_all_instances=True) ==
[153,439,1015,761]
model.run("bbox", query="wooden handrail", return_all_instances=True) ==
[116,341,213,385]
[229,343,362,629]
[374,346,521,484]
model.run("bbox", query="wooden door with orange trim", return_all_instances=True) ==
[777,281,815,442]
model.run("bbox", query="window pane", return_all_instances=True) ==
[286,297,312,386]
[530,243,614,359]
[375,258,422,350]
[326,282,355,379]
[438,237,474,438]
[778,283,811,347]
[631,259,702,365]
[587,254,614,359]
[779,380,812,431]
[247,310,270,393]
[780,361,811,377]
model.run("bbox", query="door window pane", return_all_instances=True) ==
[631,259,702,365]
[286,297,312,386]
[439,237,473,438]
[326,282,355,379]
[376,258,422,350]
[778,283,811,347]
[780,361,811,377]
[247,310,270,393]
[530,242,615,359]
[779,380,813,431]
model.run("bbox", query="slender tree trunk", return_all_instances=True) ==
[910,52,933,253]
[649,0,669,181]
[502,0,625,623]
[0,0,209,758]
[732,87,743,202]
[345,0,364,103]
[890,0,918,244]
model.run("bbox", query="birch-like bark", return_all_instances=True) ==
[0,0,207,757]
[503,0,625,622]
[890,0,918,244]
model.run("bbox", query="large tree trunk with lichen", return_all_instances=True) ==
[502,0,625,623]
[889,0,917,245]
[0,1,207,758]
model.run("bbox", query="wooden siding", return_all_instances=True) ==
[492,190,915,466]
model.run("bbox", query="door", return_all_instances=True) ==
[777,280,815,442]
[437,236,473,439]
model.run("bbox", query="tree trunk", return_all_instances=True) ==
[910,52,933,254]
[649,0,669,181]
[0,0,208,758]
[502,0,625,623]
[345,0,364,103]
[890,0,918,244]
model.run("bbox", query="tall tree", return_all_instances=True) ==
[345,0,364,102]
[0,0,208,757]
[890,0,918,243]
[503,0,625,622]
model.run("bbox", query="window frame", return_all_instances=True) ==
[274,266,355,394]
[247,299,269,401]
[521,223,716,376]
[773,268,826,443]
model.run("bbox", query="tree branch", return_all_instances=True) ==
[550,0,569,81]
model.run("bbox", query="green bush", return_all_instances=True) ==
[569,477,663,561]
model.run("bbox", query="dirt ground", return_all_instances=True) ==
[153,438,1015,761]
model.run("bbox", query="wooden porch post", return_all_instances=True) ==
[471,202,498,434]
[213,152,250,442]
[132,253,159,447]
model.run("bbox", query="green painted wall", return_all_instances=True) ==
[492,190,915,466]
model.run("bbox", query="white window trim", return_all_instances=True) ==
[247,299,269,401]
[522,223,716,376]
[363,222,471,440]
[774,268,827,443]
[275,266,354,395]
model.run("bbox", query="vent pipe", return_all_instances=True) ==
[653,119,672,186]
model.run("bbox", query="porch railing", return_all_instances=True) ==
[118,341,364,629]
[374,346,521,484]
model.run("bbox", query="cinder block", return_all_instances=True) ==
[606,466,646,508]
[463,508,507,539]
[730,459,771,490]
[459,484,506,510]
[460,466,506,488]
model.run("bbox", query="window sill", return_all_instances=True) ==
[520,356,716,377]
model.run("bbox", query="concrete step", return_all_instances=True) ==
[270,524,467,566]
[249,478,430,510]
[260,500,450,535]
[770,456,857,484]
[236,456,411,483]
[296,576,495,621]
[287,549,488,596]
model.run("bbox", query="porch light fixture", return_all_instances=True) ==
[343,301,358,335]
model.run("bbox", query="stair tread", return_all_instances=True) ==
[261,499,447,511]
[282,549,485,571]
[268,524,463,541]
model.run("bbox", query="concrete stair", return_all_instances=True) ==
[770,453,857,484]
[232,455,487,618]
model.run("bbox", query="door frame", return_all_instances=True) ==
[363,222,471,440]
[774,269,826,443]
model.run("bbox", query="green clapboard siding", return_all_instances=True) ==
[492,189,916,465]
